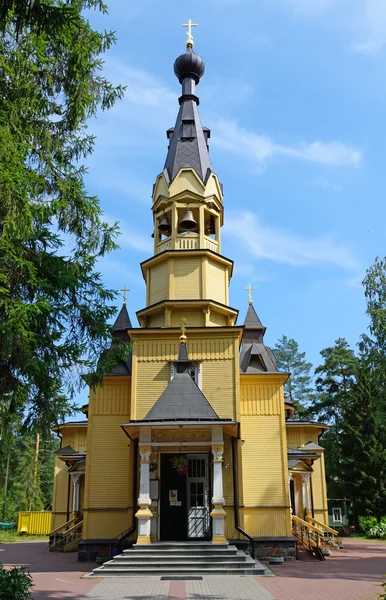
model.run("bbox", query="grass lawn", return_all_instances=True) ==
[0,530,48,543]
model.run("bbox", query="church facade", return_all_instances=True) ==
[50,33,329,559]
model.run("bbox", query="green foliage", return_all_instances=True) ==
[0,565,33,600]
[313,338,358,424]
[273,335,314,418]
[368,523,386,539]
[359,516,379,536]
[0,423,59,521]
[0,0,129,426]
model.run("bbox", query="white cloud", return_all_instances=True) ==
[224,211,359,270]
[283,0,386,55]
[213,119,362,167]
[351,0,386,54]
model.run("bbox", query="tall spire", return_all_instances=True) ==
[163,31,212,184]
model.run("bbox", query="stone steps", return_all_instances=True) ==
[91,542,265,577]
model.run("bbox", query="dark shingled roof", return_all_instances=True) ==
[163,47,212,185]
[239,303,278,374]
[244,303,265,330]
[108,304,133,375]
[113,304,132,333]
[142,342,219,422]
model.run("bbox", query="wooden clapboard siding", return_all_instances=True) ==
[207,259,226,304]
[173,257,202,299]
[149,261,168,304]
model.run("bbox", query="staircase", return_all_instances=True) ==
[49,518,83,553]
[292,514,326,561]
[92,541,265,577]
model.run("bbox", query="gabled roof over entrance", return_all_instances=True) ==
[142,341,219,422]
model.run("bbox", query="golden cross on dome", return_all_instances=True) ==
[120,285,130,305]
[245,283,255,304]
[180,317,188,338]
[182,19,198,48]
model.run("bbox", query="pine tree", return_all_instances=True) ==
[273,335,314,418]
[0,1,129,425]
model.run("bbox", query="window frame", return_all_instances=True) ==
[170,361,202,389]
[332,507,343,523]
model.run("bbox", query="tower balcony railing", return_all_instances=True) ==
[156,235,219,254]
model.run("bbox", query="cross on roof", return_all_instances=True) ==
[182,19,198,47]
[180,317,188,337]
[245,283,255,304]
[120,285,130,305]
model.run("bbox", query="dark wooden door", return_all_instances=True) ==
[160,454,188,541]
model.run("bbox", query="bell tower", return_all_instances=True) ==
[137,34,238,329]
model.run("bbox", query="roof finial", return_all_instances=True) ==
[180,316,188,342]
[182,19,198,48]
[245,283,255,305]
[120,285,130,306]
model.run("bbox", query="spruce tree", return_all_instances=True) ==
[273,335,314,418]
[0,1,128,425]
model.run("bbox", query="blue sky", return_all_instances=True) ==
[75,0,386,404]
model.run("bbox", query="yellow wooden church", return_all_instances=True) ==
[50,27,333,568]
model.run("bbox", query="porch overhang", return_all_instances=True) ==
[121,419,240,441]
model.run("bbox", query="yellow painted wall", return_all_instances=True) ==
[173,257,202,299]
[51,425,87,531]
[240,416,287,507]
[206,260,226,305]
[135,361,170,420]
[147,314,165,328]
[171,309,205,328]
[83,377,133,540]
[242,508,290,537]
[238,375,291,537]
[286,425,328,524]
[202,360,235,419]
[149,261,168,304]
[208,311,227,326]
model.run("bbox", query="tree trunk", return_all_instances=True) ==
[2,454,10,522]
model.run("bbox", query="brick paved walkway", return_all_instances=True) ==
[258,538,385,600]
[85,576,275,599]
[0,541,99,600]
[1,538,385,599]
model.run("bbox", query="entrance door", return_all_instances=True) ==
[160,454,187,541]
[187,455,210,539]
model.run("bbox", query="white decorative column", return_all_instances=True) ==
[301,473,311,514]
[71,472,81,518]
[135,443,153,545]
[210,425,227,545]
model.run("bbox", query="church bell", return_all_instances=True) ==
[179,205,197,231]
[158,213,170,233]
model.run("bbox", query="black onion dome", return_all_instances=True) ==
[174,48,205,84]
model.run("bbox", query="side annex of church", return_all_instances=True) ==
[50,31,329,560]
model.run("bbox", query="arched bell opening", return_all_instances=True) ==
[154,209,172,247]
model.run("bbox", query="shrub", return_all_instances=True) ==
[0,565,33,600]
[359,516,378,536]
[368,523,386,539]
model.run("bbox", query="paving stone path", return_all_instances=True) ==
[1,538,385,599]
